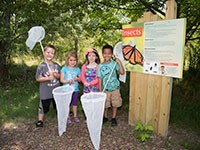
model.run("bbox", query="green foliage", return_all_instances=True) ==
[179,0,200,41]
[185,41,200,71]
[0,64,39,125]
[134,122,154,142]
[170,71,200,130]
[180,0,200,71]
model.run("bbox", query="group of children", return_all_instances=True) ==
[35,44,125,128]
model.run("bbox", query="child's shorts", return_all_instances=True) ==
[70,92,79,106]
[105,88,122,108]
[38,98,56,114]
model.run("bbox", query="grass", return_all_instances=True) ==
[0,64,39,125]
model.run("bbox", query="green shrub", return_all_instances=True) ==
[134,122,154,142]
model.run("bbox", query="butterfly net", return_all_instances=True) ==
[114,42,126,83]
[81,92,106,150]
[52,85,73,136]
[25,26,45,50]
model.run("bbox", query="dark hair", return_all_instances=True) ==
[44,44,56,51]
[102,44,113,53]
[85,48,100,64]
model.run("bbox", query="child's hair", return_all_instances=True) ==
[44,44,56,51]
[85,48,100,64]
[102,44,113,53]
[65,51,78,66]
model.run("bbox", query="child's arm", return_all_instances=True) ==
[60,72,73,84]
[115,58,125,75]
[36,71,54,82]
[98,77,102,92]
[80,64,87,85]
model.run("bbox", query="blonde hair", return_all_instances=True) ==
[65,51,78,66]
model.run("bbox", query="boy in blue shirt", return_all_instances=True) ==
[98,44,125,126]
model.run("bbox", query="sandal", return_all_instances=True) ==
[67,118,72,124]
[73,117,80,123]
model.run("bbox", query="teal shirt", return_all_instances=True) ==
[61,66,80,92]
[98,60,120,91]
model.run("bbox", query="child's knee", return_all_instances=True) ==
[38,106,44,114]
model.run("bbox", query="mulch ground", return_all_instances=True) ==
[0,110,200,150]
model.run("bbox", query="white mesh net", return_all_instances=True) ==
[81,92,106,150]
[52,85,74,136]
[114,41,126,83]
[25,26,45,50]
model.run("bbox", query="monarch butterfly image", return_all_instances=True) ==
[122,45,144,65]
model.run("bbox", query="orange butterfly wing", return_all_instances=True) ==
[122,45,133,60]
[129,52,136,65]
[122,45,144,66]
[130,46,144,65]
[135,50,144,65]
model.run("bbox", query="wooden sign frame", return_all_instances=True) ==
[128,0,177,137]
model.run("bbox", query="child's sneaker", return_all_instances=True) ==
[111,118,117,126]
[67,118,72,124]
[36,120,43,128]
[73,117,80,123]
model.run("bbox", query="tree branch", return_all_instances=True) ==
[95,1,146,11]
[187,37,200,41]
[186,22,200,44]
[138,0,166,16]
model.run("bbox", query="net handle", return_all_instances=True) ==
[39,41,51,71]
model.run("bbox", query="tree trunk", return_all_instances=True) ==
[0,42,9,81]
[0,6,11,82]
[176,0,181,18]
[75,36,78,54]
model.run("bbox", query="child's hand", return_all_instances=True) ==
[53,72,57,77]
[68,79,74,84]
[84,82,90,87]
[74,76,80,81]
[115,58,121,64]
[52,72,60,79]
[115,58,125,75]
[49,71,54,81]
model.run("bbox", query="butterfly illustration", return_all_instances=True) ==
[122,45,144,65]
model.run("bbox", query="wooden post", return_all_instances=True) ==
[128,0,177,137]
